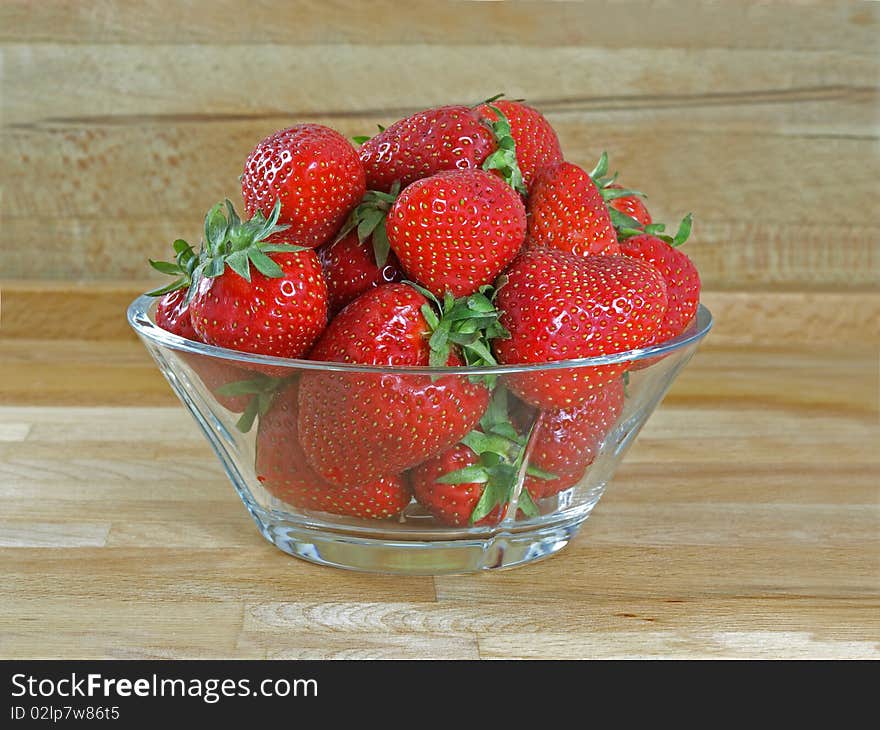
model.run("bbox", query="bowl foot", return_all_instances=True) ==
[249,509,586,575]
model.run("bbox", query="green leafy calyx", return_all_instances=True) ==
[437,388,552,524]
[145,199,304,302]
[617,213,694,247]
[590,150,646,207]
[201,199,304,283]
[214,373,293,433]
[407,282,510,371]
[146,238,200,297]
[480,104,527,195]
[335,182,400,268]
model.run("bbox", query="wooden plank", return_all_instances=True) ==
[241,597,880,638]
[3,118,876,286]
[0,339,876,415]
[0,599,252,659]
[238,633,480,660]
[1,0,876,50]
[477,629,879,659]
[2,282,879,345]
[3,45,875,127]
[0,520,110,547]
[1,379,877,658]
[0,547,437,603]
[435,545,880,602]
[0,338,176,406]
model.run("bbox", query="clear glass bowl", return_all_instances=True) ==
[128,294,712,574]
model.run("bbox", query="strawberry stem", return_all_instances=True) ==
[335,182,400,268]
[480,105,527,195]
[215,374,294,433]
[145,199,305,302]
[406,282,510,372]
[436,388,549,524]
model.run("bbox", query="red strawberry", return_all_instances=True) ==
[493,247,667,408]
[524,378,624,499]
[155,287,198,340]
[317,183,405,318]
[411,388,541,526]
[151,253,268,416]
[589,152,652,232]
[297,283,498,486]
[476,99,563,189]
[411,445,502,526]
[607,184,652,228]
[241,124,365,249]
[318,231,403,315]
[358,106,496,193]
[187,202,328,366]
[619,215,700,344]
[257,383,410,519]
[386,169,526,297]
[528,162,619,256]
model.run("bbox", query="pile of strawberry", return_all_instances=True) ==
[148,95,700,527]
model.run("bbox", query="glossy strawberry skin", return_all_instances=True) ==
[241,124,365,249]
[317,231,403,315]
[619,234,701,344]
[297,283,489,486]
[494,247,667,409]
[528,162,619,257]
[155,288,198,340]
[257,383,411,520]
[411,445,500,527]
[608,184,652,228]
[525,378,624,499]
[155,289,253,412]
[189,248,328,367]
[476,100,563,189]
[359,106,496,193]
[386,169,526,297]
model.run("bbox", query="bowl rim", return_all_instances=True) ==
[127,293,713,376]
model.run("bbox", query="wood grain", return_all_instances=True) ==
[1,0,878,661]
[1,357,877,658]
[1,7,877,288]
[2,1,876,50]
[3,118,877,287]
[3,281,879,344]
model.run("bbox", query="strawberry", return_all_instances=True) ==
[476,98,563,189]
[186,201,328,366]
[619,215,700,344]
[318,230,403,315]
[257,383,410,519]
[150,244,275,418]
[358,97,534,194]
[241,124,365,249]
[411,387,547,526]
[493,247,667,408]
[411,444,508,526]
[524,378,624,499]
[589,151,652,232]
[527,162,619,256]
[154,287,198,340]
[297,282,504,486]
[318,187,403,314]
[386,169,526,297]
[607,184,652,228]
[358,105,496,193]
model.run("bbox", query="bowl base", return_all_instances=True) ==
[250,509,586,575]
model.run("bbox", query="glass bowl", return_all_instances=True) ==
[128,294,712,574]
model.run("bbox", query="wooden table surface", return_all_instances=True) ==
[0,286,877,659]
[1,2,878,659]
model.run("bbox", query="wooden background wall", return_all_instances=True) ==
[0,0,877,337]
